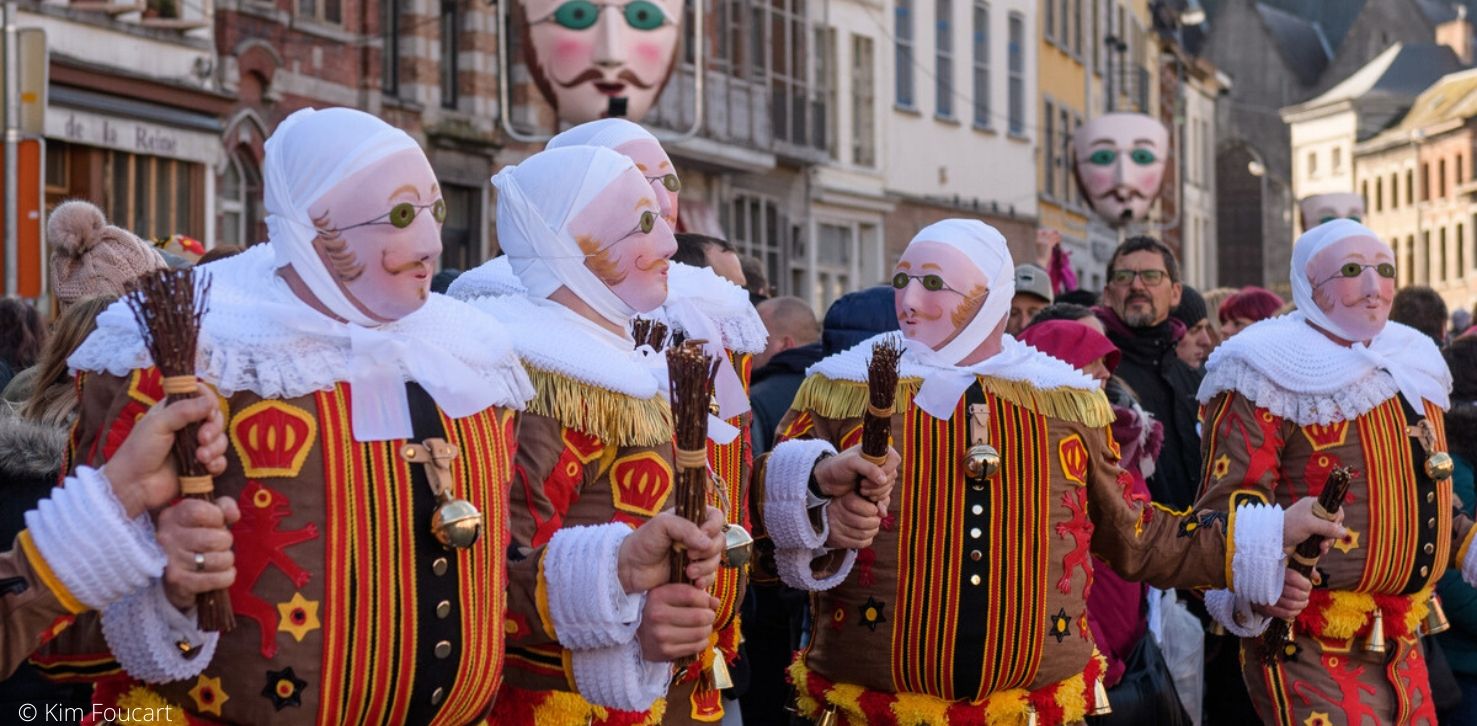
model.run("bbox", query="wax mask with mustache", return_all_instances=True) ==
[547,119,682,227]
[1306,234,1395,343]
[520,0,682,123]
[892,241,990,350]
[1073,113,1169,226]
[307,148,444,322]
[567,164,677,312]
[1298,192,1365,231]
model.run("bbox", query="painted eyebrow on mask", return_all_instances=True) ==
[920,262,943,271]
[896,260,912,270]
[389,184,421,201]
[633,197,656,210]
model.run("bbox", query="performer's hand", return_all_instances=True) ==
[813,446,897,500]
[637,584,719,661]
[1252,569,1315,621]
[158,497,240,612]
[618,508,726,595]
[104,383,228,519]
[825,491,882,550]
[1281,497,1347,549]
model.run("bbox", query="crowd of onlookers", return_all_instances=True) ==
[3,203,1477,723]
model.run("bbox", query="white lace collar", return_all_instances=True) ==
[808,331,1098,390]
[69,244,534,410]
[462,293,663,399]
[1198,313,1451,426]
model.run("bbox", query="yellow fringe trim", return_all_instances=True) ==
[788,656,1094,725]
[525,366,674,447]
[531,689,667,726]
[117,686,191,726]
[791,375,1114,428]
[1317,588,1432,640]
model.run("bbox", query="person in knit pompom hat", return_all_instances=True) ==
[45,200,165,308]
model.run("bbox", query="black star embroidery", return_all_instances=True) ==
[1049,608,1072,643]
[858,596,888,632]
[1178,511,1225,538]
[262,666,307,710]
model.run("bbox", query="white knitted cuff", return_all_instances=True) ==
[546,523,644,651]
[1203,589,1272,637]
[1462,536,1477,588]
[1230,502,1286,606]
[101,580,218,683]
[763,439,837,550]
[569,636,671,711]
[26,466,167,610]
[777,546,857,592]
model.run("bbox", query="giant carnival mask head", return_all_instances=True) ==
[1292,219,1396,344]
[1298,192,1365,232]
[494,144,677,325]
[549,118,680,226]
[892,219,1014,364]
[264,107,443,325]
[1072,113,1170,226]
[520,0,683,123]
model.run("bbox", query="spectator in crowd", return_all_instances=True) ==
[1453,308,1473,340]
[1438,335,1477,724]
[430,268,461,295]
[1024,301,1105,334]
[1200,286,1236,351]
[1172,285,1212,369]
[196,243,244,266]
[1217,286,1283,340]
[0,300,43,393]
[45,200,164,311]
[749,296,823,455]
[820,284,898,355]
[1056,288,1100,307]
[1007,263,1053,334]
[11,296,116,426]
[674,232,746,288]
[1095,236,1202,509]
[739,253,770,304]
[1390,285,1448,345]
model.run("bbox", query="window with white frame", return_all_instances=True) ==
[936,0,953,118]
[896,0,915,108]
[724,193,796,296]
[1044,99,1056,195]
[852,34,877,166]
[815,222,856,310]
[972,1,989,128]
[297,0,341,24]
[1008,12,1024,134]
[816,25,838,158]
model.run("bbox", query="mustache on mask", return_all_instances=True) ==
[555,68,655,90]
[636,256,669,273]
[382,254,429,276]
[898,307,942,322]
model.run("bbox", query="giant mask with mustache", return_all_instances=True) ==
[1295,220,1396,344]
[1072,113,1169,227]
[518,0,683,123]
[1298,192,1364,232]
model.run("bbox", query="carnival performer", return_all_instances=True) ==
[1197,219,1476,724]
[0,388,228,676]
[771,219,1342,726]
[458,143,894,725]
[37,107,722,725]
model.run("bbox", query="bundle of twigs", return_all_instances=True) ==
[860,337,901,501]
[666,339,719,586]
[631,317,670,352]
[125,268,235,633]
[1261,466,1352,662]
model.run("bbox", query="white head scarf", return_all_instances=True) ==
[899,220,1022,418]
[1285,218,1450,411]
[264,107,421,327]
[547,118,660,151]
[493,146,645,328]
[260,107,505,441]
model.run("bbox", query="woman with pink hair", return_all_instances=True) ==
[1217,286,1284,339]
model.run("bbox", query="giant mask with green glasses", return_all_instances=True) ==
[519,0,682,123]
[1298,192,1365,232]
[1071,113,1169,227]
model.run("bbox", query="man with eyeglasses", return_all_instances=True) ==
[1194,219,1477,725]
[1095,236,1204,511]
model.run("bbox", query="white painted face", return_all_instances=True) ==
[1072,113,1170,226]
[1298,193,1365,231]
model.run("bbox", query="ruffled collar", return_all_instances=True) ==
[68,244,534,412]
[1198,312,1451,426]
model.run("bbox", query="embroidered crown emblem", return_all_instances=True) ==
[230,401,319,479]
[1301,421,1350,452]
[610,451,674,518]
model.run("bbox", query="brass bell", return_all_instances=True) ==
[963,444,1001,479]
[1090,675,1113,716]
[722,524,754,569]
[1426,452,1456,482]
[431,491,483,550]
[710,648,734,690]
[1364,607,1387,655]
[816,705,839,726]
[1424,594,1452,636]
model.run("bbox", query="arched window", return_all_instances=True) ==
[219,149,264,247]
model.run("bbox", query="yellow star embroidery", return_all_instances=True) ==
[1333,529,1361,554]
[1212,455,1231,481]
[1304,712,1332,726]
[188,674,229,716]
[277,592,321,642]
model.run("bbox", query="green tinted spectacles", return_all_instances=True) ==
[631,209,658,236]
[1318,214,1364,225]
[336,200,447,232]
[646,173,681,192]
[1086,148,1158,166]
[542,0,669,30]
[1317,262,1396,286]
[892,272,968,295]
